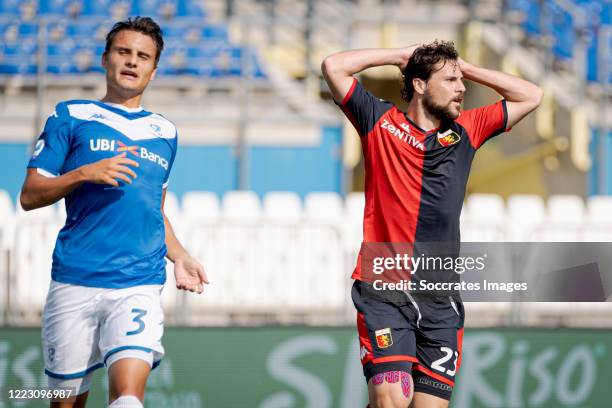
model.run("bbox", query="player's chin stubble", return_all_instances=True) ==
[423,92,460,122]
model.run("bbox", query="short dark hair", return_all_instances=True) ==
[401,40,458,102]
[104,17,164,64]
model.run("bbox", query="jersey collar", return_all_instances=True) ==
[101,101,144,113]
[403,114,439,135]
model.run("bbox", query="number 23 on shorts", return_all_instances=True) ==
[432,347,459,376]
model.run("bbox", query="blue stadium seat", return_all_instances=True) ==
[39,0,82,17]
[160,22,186,39]
[47,41,77,74]
[47,40,75,57]
[47,20,68,42]
[0,0,21,15]
[0,21,37,44]
[186,44,219,58]
[202,24,228,40]
[81,0,129,18]
[2,41,36,58]
[0,0,37,21]
[0,61,36,75]
[131,0,162,16]
[1,22,20,44]
[18,22,38,37]
[590,33,611,83]
[603,2,611,25]
[94,20,115,42]
[72,43,100,73]
[545,1,575,60]
[180,57,213,76]
[510,0,610,83]
[161,22,228,46]
[575,0,605,24]
[178,24,204,44]
[0,39,37,74]
[510,0,542,35]
[176,0,205,18]
[66,20,114,43]
[131,0,179,21]
[157,39,189,75]
[66,20,88,37]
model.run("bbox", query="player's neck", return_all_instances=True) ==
[100,92,143,110]
[405,100,440,132]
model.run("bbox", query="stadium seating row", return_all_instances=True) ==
[2,189,611,229]
[1,189,612,325]
[0,1,267,78]
[1,20,229,46]
[0,41,264,77]
[0,0,206,21]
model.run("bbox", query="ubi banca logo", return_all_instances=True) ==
[90,138,168,170]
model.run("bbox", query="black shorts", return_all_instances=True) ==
[352,280,464,400]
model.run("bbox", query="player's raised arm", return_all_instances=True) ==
[321,47,415,103]
[20,153,139,211]
[458,58,543,128]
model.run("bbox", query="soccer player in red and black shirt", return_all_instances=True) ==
[322,41,542,408]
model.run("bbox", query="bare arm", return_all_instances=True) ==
[162,194,188,262]
[321,47,415,103]
[459,59,543,128]
[20,152,138,211]
[161,190,209,293]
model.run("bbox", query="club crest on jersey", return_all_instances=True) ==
[150,123,162,137]
[437,129,461,147]
[375,328,393,349]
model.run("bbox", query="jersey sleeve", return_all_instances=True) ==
[162,130,178,189]
[27,103,73,176]
[337,77,393,138]
[456,100,509,149]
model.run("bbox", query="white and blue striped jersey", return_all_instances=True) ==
[28,100,178,288]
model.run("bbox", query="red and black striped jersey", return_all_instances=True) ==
[339,78,509,280]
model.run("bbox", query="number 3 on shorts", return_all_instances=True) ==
[126,308,148,336]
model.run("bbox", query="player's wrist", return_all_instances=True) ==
[170,249,190,264]
[395,45,417,72]
[175,252,192,264]
[73,165,92,183]
[458,58,476,78]
[395,48,409,69]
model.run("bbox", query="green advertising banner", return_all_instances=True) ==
[0,327,610,407]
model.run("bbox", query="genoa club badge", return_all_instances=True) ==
[437,129,461,147]
[375,328,393,349]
